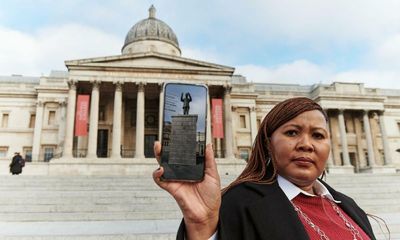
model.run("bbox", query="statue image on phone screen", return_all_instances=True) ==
[160,83,208,181]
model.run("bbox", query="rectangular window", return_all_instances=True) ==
[2,113,9,128]
[364,151,369,164]
[198,143,205,157]
[29,114,36,128]
[349,152,356,166]
[239,115,246,128]
[0,146,8,157]
[130,110,136,126]
[196,132,206,141]
[379,150,385,163]
[239,148,250,161]
[23,147,32,162]
[397,122,400,135]
[44,147,54,162]
[48,111,56,125]
[360,119,365,133]
[99,105,106,121]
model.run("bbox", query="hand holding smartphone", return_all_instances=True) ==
[160,83,208,181]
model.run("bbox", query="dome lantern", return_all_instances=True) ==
[149,5,156,19]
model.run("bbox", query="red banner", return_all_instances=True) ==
[212,99,224,138]
[74,95,90,136]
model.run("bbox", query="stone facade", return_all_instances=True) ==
[231,76,400,173]
[0,6,399,174]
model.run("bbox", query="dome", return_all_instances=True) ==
[122,5,181,56]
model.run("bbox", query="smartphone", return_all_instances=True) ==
[160,83,208,182]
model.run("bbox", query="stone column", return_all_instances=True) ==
[111,82,123,158]
[206,89,212,145]
[57,100,67,153]
[329,115,341,165]
[354,116,366,168]
[363,110,376,166]
[87,81,100,158]
[135,82,145,159]
[158,83,164,141]
[338,109,351,166]
[325,112,334,168]
[250,106,258,144]
[231,106,238,158]
[32,100,45,161]
[223,85,234,159]
[63,80,77,158]
[378,112,392,165]
[215,138,222,158]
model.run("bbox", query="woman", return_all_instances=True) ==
[153,97,376,240]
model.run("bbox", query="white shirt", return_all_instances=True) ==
[277,175,340,203]
[207,175,339,240]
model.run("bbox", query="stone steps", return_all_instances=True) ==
[0,174,398,239]
[0,202,179,213]
[2,234,176,240]
[0,219,180,240]
[0,212,182,221]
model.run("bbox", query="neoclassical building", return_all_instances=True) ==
[0,6,399,175]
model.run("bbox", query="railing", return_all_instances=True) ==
[37,148,231,160]
[96,149,111,158]
[214,149,224,158]
[121,147,135,158]
[54,148,136,158]
[52,152,63,159]
[73,149,88,158]
[38,152,62,162]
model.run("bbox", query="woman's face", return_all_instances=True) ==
[270,110,330,190]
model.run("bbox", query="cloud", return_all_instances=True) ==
[372,34,400,69]
[0,24,121,76]
[215,0,400,45]
[181,46,225,64]
[0,26,40,75]
[235,60,331,85]
[1,1,400,91]
[235,60,400,89]
[332,70,400,89]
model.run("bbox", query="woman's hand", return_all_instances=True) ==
[152,141,221,240]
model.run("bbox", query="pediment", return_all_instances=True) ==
[65,52,234,74]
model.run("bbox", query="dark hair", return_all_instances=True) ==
[223,97,328,193]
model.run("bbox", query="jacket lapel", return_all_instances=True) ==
[246,182,309,240]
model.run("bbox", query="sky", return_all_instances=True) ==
[1,0,400,89]
[164,83,207,132]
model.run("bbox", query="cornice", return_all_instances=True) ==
[231,93,258,99]
[66,65,234,77]
[65,52,234,71]
[314,94,386,102]
[0,92,37,98]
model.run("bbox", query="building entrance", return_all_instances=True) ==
[144,135,157,158]
[97,129,109,158]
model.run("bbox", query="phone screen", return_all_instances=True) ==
[160,83,208,181]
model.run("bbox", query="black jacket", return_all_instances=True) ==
[177,179,375,240]
[9,155,23,174]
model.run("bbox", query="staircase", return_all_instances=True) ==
[0,173,398,240]
[324,174,400,240]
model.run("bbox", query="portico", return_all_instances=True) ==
[316,83,397,174]
[60,58,237,163]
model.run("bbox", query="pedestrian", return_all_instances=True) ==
[9,152,25,175]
